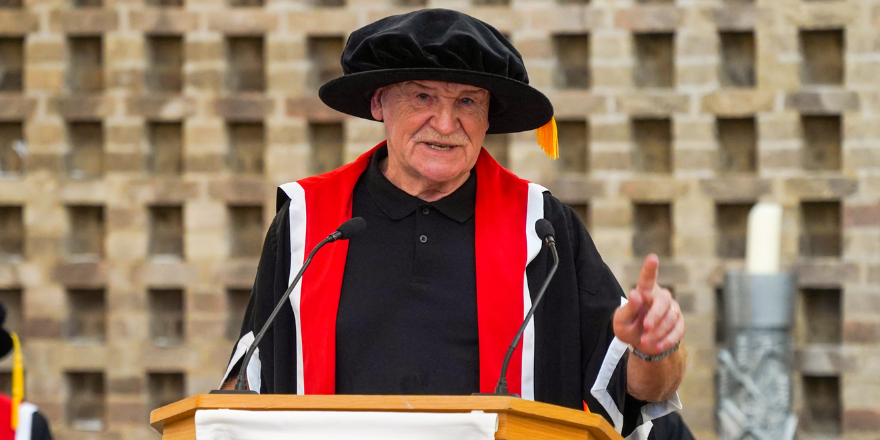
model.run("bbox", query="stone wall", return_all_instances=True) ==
[0,0,877,439]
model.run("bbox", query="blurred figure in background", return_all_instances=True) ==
[0,303,52,440]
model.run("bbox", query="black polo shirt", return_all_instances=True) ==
[335,146,480,395]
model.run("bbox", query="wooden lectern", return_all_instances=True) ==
[150,394,623,440]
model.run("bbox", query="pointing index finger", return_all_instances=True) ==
[637,254,660,295]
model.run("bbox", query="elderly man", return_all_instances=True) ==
[223,9,685,439]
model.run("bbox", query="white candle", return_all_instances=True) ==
[745,202,783,274]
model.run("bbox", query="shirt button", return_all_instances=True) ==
[419,235,428,243]
[422,207,430,215]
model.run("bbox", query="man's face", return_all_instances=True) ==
[370,80,490,192]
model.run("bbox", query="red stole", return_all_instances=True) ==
[294,142,530,395]
[0,395,14,440]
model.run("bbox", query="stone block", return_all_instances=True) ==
[546,92,606,117]
[185,154,225,173]
[104,153,143,173]
[464,7,522,33]
[676,33,716,58]
[129,10,198,34]
[51,9,119,34]
[675,149,714,171]
[701,90,773,116]
[213,97,274,121]
[591,66,632,89]
[107,68,143,91]
[712,4,758,31]
[844,204,880,227]
[845,292,880,317]
[758,145,803,170]
[25,41,65,64]
[794,262,858,287]
[50,96,113,120]
[105,124,143,146]
[138,261,194,287]
[184,40,223,63]
[206,178,269,203]
[106,207,142,230]
[24,317,62,339]
[785,91,860,114]
[677,65,715,87]
[207,10,279,34]
[543,177,605,204]
[527,7,591,33]
[614,6,680,32]
[107,402,146,424]
[53,262,107,288]
[186,70,224,91]
[107,376,144,395]
[591,151,631,171]
[288,10,357,35]
[24,68,65,92]
[0,11,39,35]
[191,292,224,314]
[784,177,858,199]
[620,178,689,202]
[617,93,688,116]
[215,261,259,288]
[795,346,856,375]
[287,97,346,122]
[848,147,880,170]
[796,2,856,29]
[591,121,628,143]
[843,409,880,432]
[0,96,37,120]
[512,36,551,59]
[699,177,770,202]
[848,62,880,88]
[126,96,196,120]
[266,38,305,64]
[843,322,880,344]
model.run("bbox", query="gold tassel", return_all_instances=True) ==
[10,332,22,430]
[536,117,558,160]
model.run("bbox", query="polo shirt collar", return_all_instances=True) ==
[365,145,476,223]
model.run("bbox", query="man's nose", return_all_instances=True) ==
[429,100,460,135]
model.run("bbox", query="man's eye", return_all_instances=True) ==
[417,93,430,100]
[461,97,473,105]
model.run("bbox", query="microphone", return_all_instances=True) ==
[213,217,367,394]
[488,219,559,396]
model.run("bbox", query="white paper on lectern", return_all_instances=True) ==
[194,409,499,440]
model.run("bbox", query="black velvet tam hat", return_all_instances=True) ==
[318,9,554,135]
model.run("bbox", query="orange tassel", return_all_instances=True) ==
[10,332,22,430]
[537,117,558,160]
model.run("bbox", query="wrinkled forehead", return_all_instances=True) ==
[384,80,490,97]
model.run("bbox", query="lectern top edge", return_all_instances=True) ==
[150,394,622,440]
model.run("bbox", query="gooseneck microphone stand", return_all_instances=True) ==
[212,217,366,394]
[485,219,560,396]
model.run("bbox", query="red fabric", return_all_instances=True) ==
[0,394,14,440]
[295,142,530,395]
[296,143,376,395]
[474,148,529,395]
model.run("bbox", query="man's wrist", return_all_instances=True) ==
[628,341,681,362]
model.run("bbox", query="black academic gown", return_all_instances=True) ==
[226,175,680,440]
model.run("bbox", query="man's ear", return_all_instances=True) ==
[370,88,384,121]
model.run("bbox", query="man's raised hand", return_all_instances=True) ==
[613,254,684,356]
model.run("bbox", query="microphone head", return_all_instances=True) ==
[336,217,367,240]
[535,219,555,241]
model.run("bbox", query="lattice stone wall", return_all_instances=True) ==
[0,0,878,439]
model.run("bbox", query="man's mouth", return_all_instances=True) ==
[422,141,456,151]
